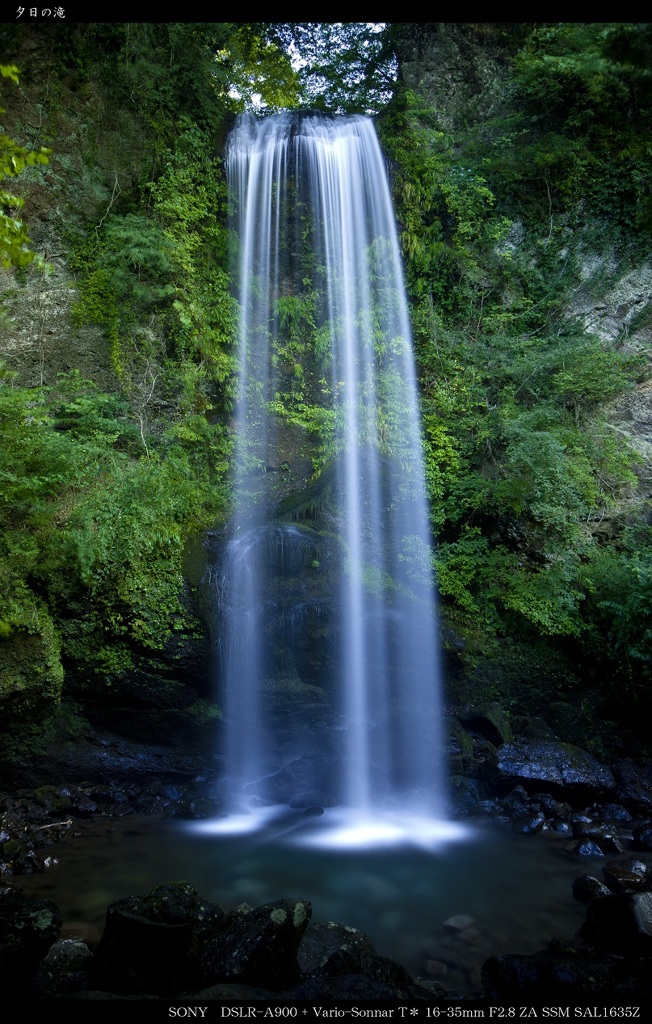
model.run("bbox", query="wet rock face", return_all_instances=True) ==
[458,702,513,747]
[248,757,333,805]
[603,378,652,468]
[292,938,421,1002]
[447,775,482,818]
[572,875,611,903]
[570,261,652,349]
[394,23,515,135]
[211,516,345,783]
[497,740,615,791]
[573,839,605,858]
[297,919,376,978]
[29,937,93,996]
[572,825,624,856]
[614,759,652,812]
[512,811,546,835]
[634,822,652,851]
[603,859,649,894]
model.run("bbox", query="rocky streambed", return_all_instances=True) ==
[3,705,652,1004]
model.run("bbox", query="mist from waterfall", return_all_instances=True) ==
[220,113,447,840]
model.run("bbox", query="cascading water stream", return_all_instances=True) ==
[220,113,450,843]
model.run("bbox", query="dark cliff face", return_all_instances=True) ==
[0,26,147,391]
[390,21,652,351]
[393,23,521,134]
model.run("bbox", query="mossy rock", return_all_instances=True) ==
[0,608,63,719]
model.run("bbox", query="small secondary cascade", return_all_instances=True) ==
[221,112,446,831]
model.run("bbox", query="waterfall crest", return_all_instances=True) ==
[222,113,445,826]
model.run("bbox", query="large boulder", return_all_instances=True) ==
[292,952,420,1002]
[602,859,650,894]
[92,881,225,994]
[581,892,652,955]
[497,740,615,791]
[613,760,652,812]
[458,702,513,746]
[30,937,93,996]
[297,920,376,977]
[572,875,611,904]
[202,898,311,991]
[0,885,62,989]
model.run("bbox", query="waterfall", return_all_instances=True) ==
[221,113,446,832]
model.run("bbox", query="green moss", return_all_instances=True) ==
[184,698,221,724]
[33,785,72,812]
[0,605,63,715]
[71,268,122,373]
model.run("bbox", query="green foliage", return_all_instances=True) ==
[581,527,652,687]
[70,213,176,374]
[380,91,513,328]
[436,526,588,639]
[379,28,649,694]
[68,460,194,650]
[0,64,50,269]
[69,120,238,400]
[101,214,175,305]
[435,529,514,624]
[415,320,641,629]
[496,24,652,234]
[147,119,237,385]
[68,220,155,381]
[0,368,229,685]
[81,23,302,125]
[268,288,333,446]
[214,23,303,112]
[0,600,63,716]
[70,267,122,373]
[492,337,641,413]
